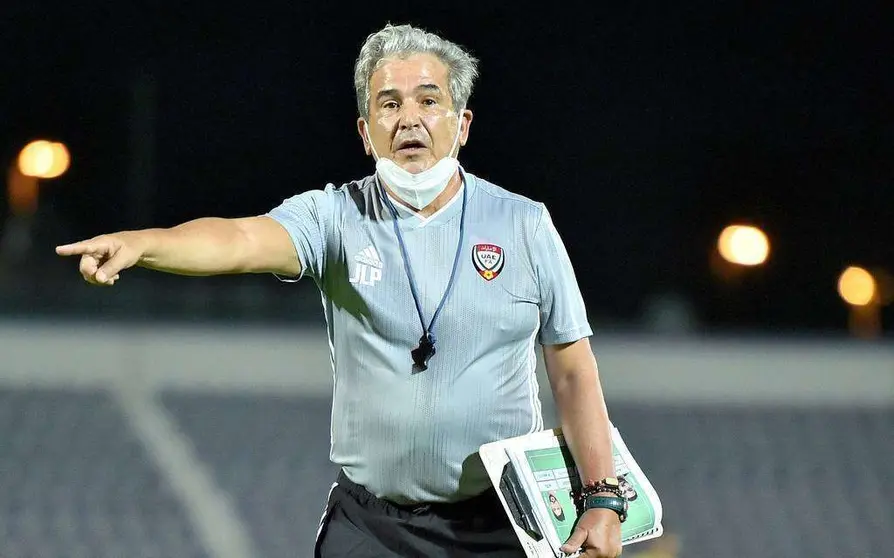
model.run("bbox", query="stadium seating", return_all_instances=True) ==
[1,386,891,557]
[0,389,207,558]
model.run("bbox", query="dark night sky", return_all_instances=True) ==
[1,2,891,332]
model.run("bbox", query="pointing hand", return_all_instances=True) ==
[56,233,144,286]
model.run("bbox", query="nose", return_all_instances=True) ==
[397,101,423,130]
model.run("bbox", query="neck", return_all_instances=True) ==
[384,170,463,218]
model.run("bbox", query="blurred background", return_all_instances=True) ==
[1,2,891,557]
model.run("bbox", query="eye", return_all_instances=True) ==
[381,100,399,110]
[422,98,437,106]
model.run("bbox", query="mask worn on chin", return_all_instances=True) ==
[365,111,464,210]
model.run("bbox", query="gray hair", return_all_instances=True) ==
[353,23,479,119]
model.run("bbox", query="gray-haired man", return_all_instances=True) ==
[57,23,623,558]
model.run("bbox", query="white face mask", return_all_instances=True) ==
[365,110,464,210]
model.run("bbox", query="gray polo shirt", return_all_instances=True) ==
[267,170,592,504]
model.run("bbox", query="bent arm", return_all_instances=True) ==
[134,215,300,277]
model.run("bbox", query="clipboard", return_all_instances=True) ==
[480,426,664,557]
[480,428,570,558]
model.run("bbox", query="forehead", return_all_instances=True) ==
[369,53,450,95]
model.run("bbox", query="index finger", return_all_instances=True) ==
[56,241,101,256]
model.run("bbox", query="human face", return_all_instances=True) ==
[358,53,472,174]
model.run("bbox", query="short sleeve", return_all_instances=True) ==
[532,204,593,345]
[265,186,340,283]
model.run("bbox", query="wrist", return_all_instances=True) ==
[120,230,154,264]
[584,506,622,522]
[574,477,629,523]
[579,494,628,523]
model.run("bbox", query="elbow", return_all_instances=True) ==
[231,220,262,273]
[232,216,300,276]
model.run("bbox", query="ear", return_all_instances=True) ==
[357,117,371,156]
[459,108,473,147]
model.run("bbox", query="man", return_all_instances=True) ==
[618,474,639,502]
[56,23,623,558]
[549,492,568,522]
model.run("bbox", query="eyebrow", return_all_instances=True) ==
[375,83,444,103]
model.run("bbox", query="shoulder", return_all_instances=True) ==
[317,174,376,200]
[335,174,377,195]
[471,173,543,209]
[275,175,375,209]
[468,172,548,226]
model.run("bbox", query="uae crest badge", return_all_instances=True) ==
[472,244,505,281]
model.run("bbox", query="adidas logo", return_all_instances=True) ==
[349,245,383,286]
[354,245,383,269]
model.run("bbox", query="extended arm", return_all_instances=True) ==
[56,215,299,285]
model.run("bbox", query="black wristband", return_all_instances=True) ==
[583,495,628,523]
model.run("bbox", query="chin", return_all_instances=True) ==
[397,159,434,175]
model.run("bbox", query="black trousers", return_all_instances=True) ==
[314,470,526,557]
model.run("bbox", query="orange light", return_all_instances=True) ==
[6,166,39,216]
[717,225,770,266]
[17,140,70,179]
[838,266,877,307]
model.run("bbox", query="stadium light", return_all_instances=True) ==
[17,140,70,179]
[717,225,770,266]
[837,266,877,307]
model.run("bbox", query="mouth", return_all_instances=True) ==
[394,139,428,155]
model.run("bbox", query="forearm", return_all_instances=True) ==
[131,217,254,276]
[550,363,615,485]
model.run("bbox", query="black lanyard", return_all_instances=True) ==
[378,176,467,373]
